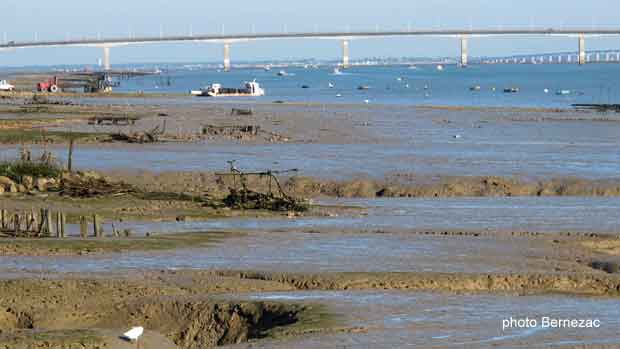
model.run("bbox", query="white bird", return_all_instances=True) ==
[123,326,144,342]
[328,82,334,88]
[544,88,549,93]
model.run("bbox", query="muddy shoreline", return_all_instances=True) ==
[2,93,620,347]
[109,170,620,199]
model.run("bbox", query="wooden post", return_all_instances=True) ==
[46,210,54,238]
[25,211,33,233]
[93,214,102,238]
[1,209,6,231]
[38,208,48,236]
[30,209,37,234]
[79,216,88,238]
[67,138,75,172]
[25,212,31,234]
[111,222,119,238]
[62,213,66,238]
[57,212,66,238]
[13,214,20,236]
[56,212,62,238]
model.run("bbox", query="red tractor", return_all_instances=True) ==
[37,76,60,93]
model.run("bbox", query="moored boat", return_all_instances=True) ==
[191,81,265,97]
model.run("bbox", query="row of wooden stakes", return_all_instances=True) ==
[0,209,106,238]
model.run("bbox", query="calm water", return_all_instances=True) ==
[224,291,620,349]
[3,197,619,274]
[111,64,620,107]
[92,197,620,235]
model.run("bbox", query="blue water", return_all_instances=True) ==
[116,64,620,107]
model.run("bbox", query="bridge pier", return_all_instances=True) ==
[102,46,111,71]
[342,39,350,69]
[578,34,586,65]
[460,36,468,67]
[223,43,231,71]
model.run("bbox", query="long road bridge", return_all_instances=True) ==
[2,28,620,70]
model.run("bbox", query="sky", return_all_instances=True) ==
[1,0,620,66]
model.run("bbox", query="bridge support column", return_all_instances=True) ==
[342,39,350,69]
[460,36,468,67]
[102,46,111,71]
[223,43,231,71]
[578,34,586,65]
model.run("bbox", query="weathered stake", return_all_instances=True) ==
[1,209,6,231]
[79,216,88,238]
[67,138,75,172]
[46,210,54,237]
[93,214,102,238]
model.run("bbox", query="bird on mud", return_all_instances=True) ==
[122,326,144,346]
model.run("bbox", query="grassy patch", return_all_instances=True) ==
[0,231,236,255]
[0,159,63,182]
[265,304,339,339]
[0,129,102,144]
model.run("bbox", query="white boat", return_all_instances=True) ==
[328,82,335,88]
[0,80,15,91]
[264,65,271,71]
[191,81,265,97]
[332,68,343,75]
[277,70,288,76]
[436,65,444,71]
[556,89,571,95]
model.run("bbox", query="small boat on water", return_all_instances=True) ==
[357,85,370,90]
[328,82,335,88]
[277,70,289,76]
[470,85,481,91]
[191,81,265,97]
[436,64,444,71]
[556,89,571,95]
[332,68,343,75]
[264,65,271,71]
[503,87,519,93]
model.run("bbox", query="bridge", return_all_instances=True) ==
[482,49,620,65]
[2,28,620,70]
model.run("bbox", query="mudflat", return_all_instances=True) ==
[2,93,620,348]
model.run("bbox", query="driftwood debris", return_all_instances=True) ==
[88,115,138,125]
[60,172,137,198]
[201,124,289,143]
[110,122,166,143]
[230,108,253,116]
[216,162,308,212]
[202,125,260,138]
[0,208,63,238]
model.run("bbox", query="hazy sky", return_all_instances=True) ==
[1,0,620,66]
